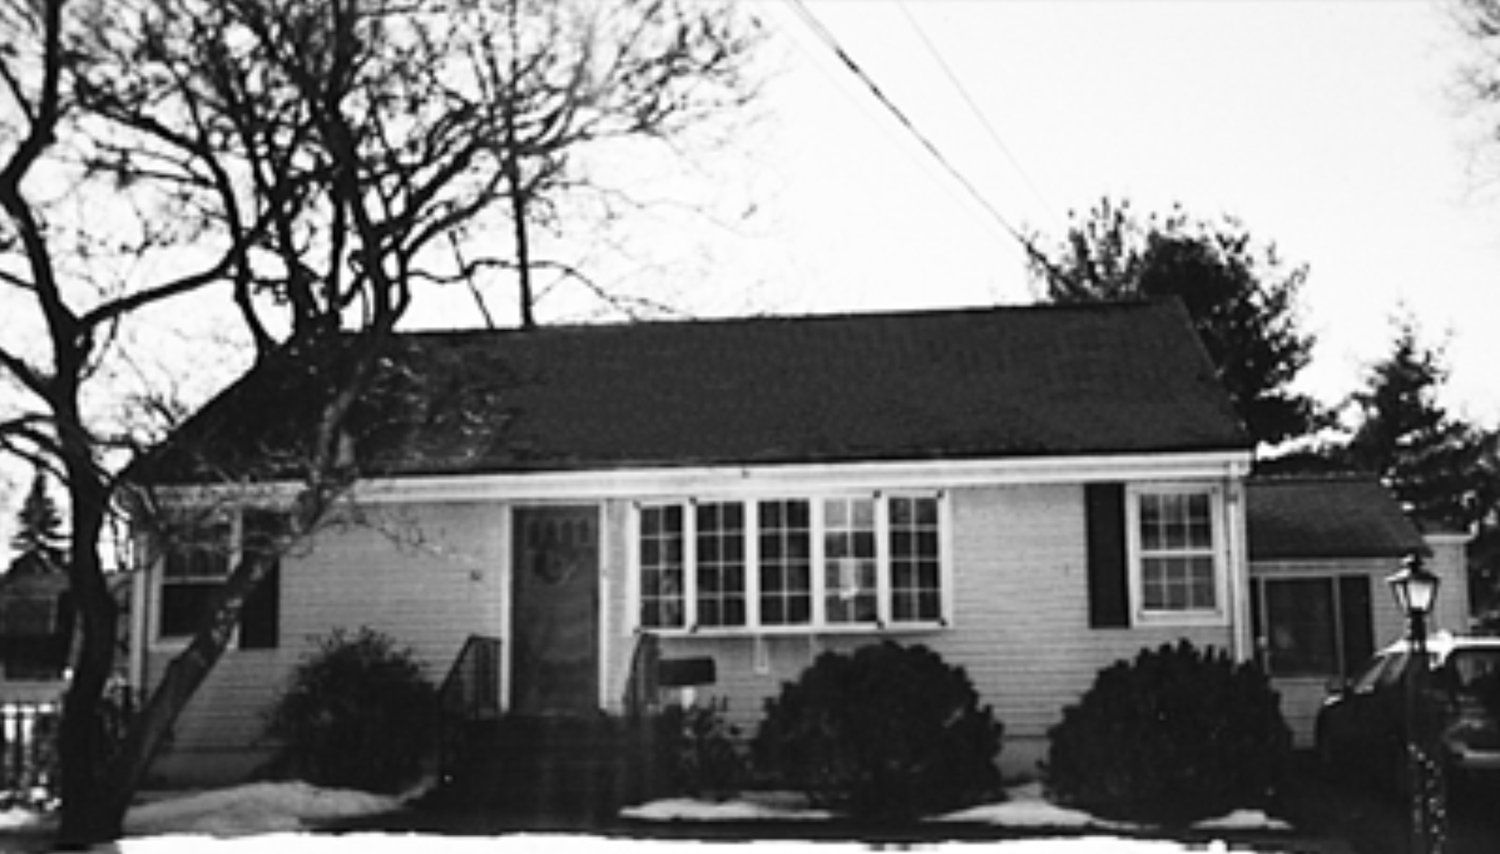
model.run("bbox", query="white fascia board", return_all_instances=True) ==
[350,450,1253,504]
[146,450,1252,507]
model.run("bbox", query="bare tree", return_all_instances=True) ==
[1,0,758,844]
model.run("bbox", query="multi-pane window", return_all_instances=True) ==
[639,505,685,629]
[158,509,284,649]
[1252,575,1373,678]
[1136,491,1217,614]
[759,500,812,626]
[889,496,941,622]
[696,502,746,628]
[160,516,233,639]
[636,494,944,632]
[823,498,877,624]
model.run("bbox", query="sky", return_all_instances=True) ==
[6,0,1500,545]
[567,0,1500,425]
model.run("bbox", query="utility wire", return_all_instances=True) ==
[895,1,1058,222]
[782,0,1063,280]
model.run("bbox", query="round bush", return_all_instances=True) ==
[264,627,438,793]
[1046,639,1291,824]
[752,641,1003,820]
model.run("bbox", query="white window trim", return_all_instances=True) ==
[150,508,238,651]
[1125,483,1230,628]
[149,506,285,651]
[628,491,949,636]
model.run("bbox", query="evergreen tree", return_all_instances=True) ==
[1338,313,1497,532]
[1030,197,1320,445]
[8,470,67,575]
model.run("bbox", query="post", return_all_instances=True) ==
[1404,608,1434,854]
[1388,553,1445,854]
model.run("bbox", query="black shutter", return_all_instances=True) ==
[1338,575,1374,676]
[239,511,283,650]
[1085,483,1130,628]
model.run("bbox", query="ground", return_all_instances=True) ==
[2,755,1499,852]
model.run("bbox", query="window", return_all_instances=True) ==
[639,505,684,629]
[160,515,232,640]
[636,493,945,633]
[696,502,746,628]
[758,500,812,626]
[157,509,283,649]
[890,496,942,622]
[823,498,876,624]
[1127,487,1224,623]
[1252,575,1373,678]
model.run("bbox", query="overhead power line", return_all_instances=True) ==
[895,1,1057,220]
[783,0,1056,270]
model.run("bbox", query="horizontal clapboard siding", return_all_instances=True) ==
[146,502,507,752]
[646,484,1232,745]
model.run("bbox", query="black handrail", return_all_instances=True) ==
[440,634,502,720]
[437,635,503,785]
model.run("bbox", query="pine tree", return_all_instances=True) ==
[1029,197,1320,445]
[8,469,67,575]
[1340,314,1496,531]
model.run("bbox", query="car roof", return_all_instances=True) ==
[1378,632,1500,662]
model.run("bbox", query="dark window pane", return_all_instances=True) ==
[161,583,219,638]
[1264,578,1337,677]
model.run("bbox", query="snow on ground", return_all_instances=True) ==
[625,781,1292,835]
[0,781,406,844]
[109,834,1243,853]
[0,780,1292,852]
[122,781,405,837]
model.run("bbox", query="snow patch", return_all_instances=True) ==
[113,833,1240,853]
[1193,809,1293,832]
[625,782,1293,836]
[122,781,404,837]
[619,792,834,822]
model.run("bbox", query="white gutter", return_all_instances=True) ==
[152,449,1254,506]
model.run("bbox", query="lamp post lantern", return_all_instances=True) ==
[1386,553,1444,854]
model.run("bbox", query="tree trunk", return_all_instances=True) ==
[54,466,125,847]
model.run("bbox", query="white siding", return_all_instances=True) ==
[646,483,1233,774]
[144,501,508,761]
[143,479,1246,783]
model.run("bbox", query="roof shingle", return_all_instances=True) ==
[1247,475,1427,561]
[140,300,1249,482]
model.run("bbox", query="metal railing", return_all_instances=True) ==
[440,635,502,721]
[437,635,502,784]
[0,701,58,802]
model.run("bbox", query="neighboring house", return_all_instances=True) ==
[0,561,72,705]
[127,300,1256,785]
[1246,475,1470,746]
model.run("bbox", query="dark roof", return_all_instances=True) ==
[137,300,1249,482]
[1247,475,1428,561]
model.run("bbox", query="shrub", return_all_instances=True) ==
[657,698,746,799]
[264,627,438,793]
[1046,639,1291,824]
[752,641,1003,820]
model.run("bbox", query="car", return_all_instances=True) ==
[1314,633,1500,791]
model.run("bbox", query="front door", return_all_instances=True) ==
[511,506,600,715]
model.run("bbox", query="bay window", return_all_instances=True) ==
[635,493,945,633]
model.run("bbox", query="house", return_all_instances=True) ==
[1246,474,1471,745]
[127,300,1257,785]
[0,562,72,704]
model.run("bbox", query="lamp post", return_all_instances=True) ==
[1386,553,1444,854]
